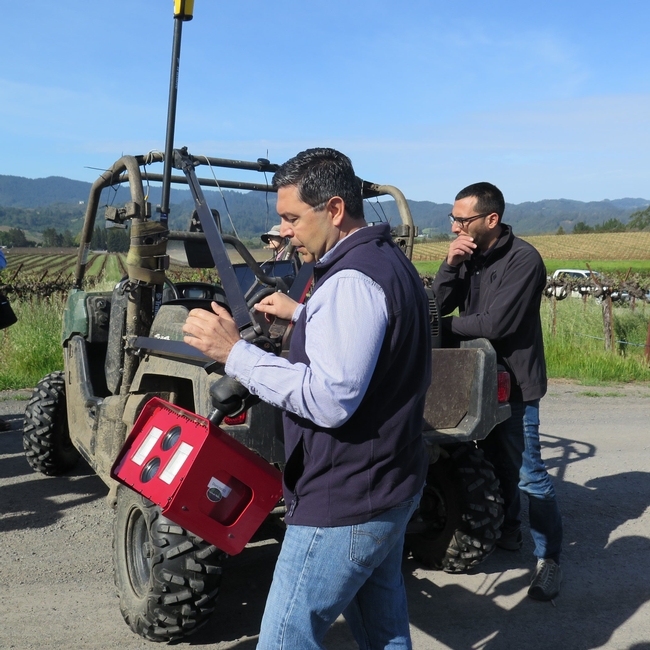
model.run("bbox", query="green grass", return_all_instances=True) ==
[103,254,125,285]
[413,261,444,276]
[0,297,64,390]
[542,297,650,383]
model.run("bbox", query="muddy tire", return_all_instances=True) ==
[22,371,80,476]
[113,487,225,642]
[406,442,503,573]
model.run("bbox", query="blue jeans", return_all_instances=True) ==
[479,400,563,562]
[257,495,420,650]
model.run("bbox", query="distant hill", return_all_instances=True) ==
[0,175,93,207]
[0,174,648,237]
[370,197,650,235]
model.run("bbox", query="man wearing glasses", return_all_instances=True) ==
[433,182,563,602]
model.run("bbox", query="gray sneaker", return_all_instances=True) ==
[528,558,563,601]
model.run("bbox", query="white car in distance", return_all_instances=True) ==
[548,269,632,302]
[546,269,602,299]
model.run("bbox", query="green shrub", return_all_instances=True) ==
[0,297,64,390]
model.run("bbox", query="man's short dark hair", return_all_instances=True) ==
[272,148,364,220]
[455,182,505,221]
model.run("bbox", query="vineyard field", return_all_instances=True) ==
[1,250,127,297]
[522,231,650,261]
[4,231,650,299]
[1,249,239,297]
[412,231,650,266]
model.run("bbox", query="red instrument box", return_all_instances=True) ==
[111,397,283,555]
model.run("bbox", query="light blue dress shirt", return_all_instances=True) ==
[225,231,388,429]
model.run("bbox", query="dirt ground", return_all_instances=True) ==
[1,379,650,650]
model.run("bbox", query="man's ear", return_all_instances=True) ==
[327,196,346,226]
[486,212,500,230]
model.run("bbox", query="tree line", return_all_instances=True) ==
[0,226,129,252]
[560,206,650,235]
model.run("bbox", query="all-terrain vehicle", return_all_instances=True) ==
[22,149,510,641]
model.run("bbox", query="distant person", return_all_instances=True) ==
[432,181,563,601]
[261,225,288,260]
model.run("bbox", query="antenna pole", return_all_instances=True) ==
[160,0,194,225]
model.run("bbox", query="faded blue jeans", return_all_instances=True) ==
[479,400,563,562]
[256,494,420,650]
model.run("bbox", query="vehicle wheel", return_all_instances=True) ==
[406,443,504,573]
[113,487,225,642]
[22,371,80,476]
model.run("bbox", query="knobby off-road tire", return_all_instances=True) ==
[407,442,504,573]
[22,371,80,476]
[113,487,225,642]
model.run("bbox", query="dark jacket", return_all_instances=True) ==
[432,224,547,402]
[282,224,431,527]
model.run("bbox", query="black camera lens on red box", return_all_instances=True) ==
[162,425,182,451]
[141,457,161,483]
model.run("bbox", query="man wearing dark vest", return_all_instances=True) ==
[432,181,563,602]
[183,148,431,649]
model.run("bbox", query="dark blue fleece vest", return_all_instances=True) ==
[282,223,431,527]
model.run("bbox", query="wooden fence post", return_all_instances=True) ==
[551,295,557,337]
[588,263,616,353]
[602,295,615,352]
[11,263,23,283]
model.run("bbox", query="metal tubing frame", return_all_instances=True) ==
[75,153,416,289]
[364,183,416,259]
[74,154,160,288]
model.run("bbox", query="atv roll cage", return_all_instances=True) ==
[73,151,417,290]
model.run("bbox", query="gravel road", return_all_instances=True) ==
[1,379,650,650]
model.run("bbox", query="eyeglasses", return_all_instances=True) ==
[448,212,492,227]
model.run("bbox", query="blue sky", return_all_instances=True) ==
[1,1,649,203]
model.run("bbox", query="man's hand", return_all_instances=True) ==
[254,291,299,322]
[447,233,477,266]
[182,302,241,364]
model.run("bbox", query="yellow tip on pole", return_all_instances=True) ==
[174,0,194,21]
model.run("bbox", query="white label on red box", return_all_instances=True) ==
[131,426,163,465]
[160,441,194,484]
[207,476,232,500]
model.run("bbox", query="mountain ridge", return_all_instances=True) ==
[0,174,648,237]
